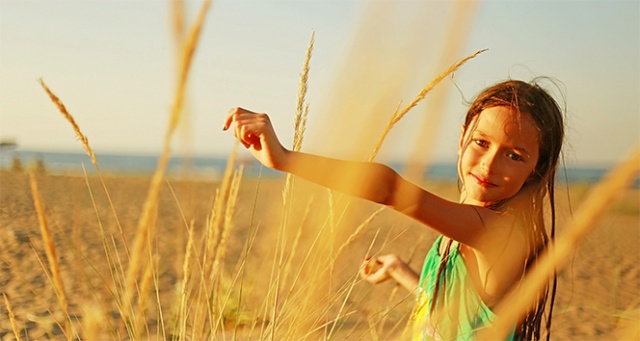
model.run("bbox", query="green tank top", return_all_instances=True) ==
[412,236,515,340]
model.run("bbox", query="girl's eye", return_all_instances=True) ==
[507,152,524,161]
[474,139,488,148]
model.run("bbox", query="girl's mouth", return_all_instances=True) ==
[471,173,497,187]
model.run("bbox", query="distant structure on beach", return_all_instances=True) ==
[0,138,23,171]
[0,138,18,150]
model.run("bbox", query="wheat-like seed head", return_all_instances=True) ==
[293,31,314,152]
[3,293,23,341]
[133,256,156,338]
[171,0,186,46]
[212,165,244,278]
[38,78,97,166]
[368,49,487,162]
[205,143,238,274]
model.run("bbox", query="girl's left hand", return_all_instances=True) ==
[360,254,420,292]
[360,254,402,284]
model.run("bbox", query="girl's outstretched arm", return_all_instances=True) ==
[224,108,500,248]
[223,107,400,203]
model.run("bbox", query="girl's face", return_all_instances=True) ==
[458,106,540,206]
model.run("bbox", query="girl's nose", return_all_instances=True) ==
[481,151,499,173]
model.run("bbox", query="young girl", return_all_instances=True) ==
[223,79,564,340]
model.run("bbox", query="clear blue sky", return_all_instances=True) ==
[1,0,638,166]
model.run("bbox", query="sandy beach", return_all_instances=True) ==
[0,169,638,340]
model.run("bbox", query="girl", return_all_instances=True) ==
[224,79,564,340]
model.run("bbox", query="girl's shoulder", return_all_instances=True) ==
[471,207,529,256]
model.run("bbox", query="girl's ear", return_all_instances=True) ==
[525,169,539,183]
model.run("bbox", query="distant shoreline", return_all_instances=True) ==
[0,149,633,186]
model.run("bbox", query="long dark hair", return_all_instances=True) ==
[432,79,564,341]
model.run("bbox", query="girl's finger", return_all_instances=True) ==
[223,107,239,131]
[360,257,371,275]
[233,119,244,145]
[365,256,379,275]
[236,124,252,148]
[238,122,264,149]
[224,107,257,130]
[240,125,255,146]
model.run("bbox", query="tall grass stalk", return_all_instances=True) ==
[210,166,244,334]
[282,198,313,289]
[282,208,329,305]
[26,247,69,336]
[38,82,133,336]
[28,173,72,339]
[133,255,157,338]
[316,47,488,335]
[171,0,186,47]
[190,144,238,336]
[293,31,314,152]
[327,51,488,315]
[109,235,133,338]
[211,165,244,278]
[153,256,168,341]
[40,79,130,268]
[329,226,383,339]
[404,1,479,180]
[205,144,238,270]
[270,209,332,339]
[124,0,212,323]
[232,167,265,341]
[38,79,96,166]
[334,206,385,261]
[79,164,130,321]
[265,30,315,341]
[327,257,366,339]
[177,220,195,341]
[480,143,640,340]
[368,49,486,162]
[378,234,424,337]
[3,293,23,341]
[39,78,131,279]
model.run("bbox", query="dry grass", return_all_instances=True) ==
[333,49,488,269]
[2,293,22,341]
[368,49,486,163]
[123,0,212,332]
[5,2,638,341]
[403,1,479,180]
[177,220,195,341]
[38,79,96,166]
[28,173,71,339]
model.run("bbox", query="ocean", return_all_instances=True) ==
[0,149,633,186]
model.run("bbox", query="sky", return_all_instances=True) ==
[0,0,638,167]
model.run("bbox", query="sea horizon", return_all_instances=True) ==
[0,148,633,186]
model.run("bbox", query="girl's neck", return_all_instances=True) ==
[458,192,491,208]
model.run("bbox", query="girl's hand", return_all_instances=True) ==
[223,107,288,169]
[360,254,420,292]
[359,254,403,284]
